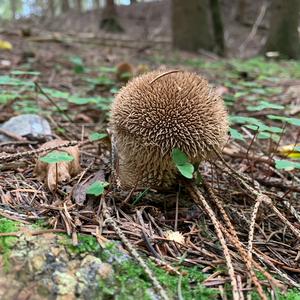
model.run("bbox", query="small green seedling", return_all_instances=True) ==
[86,181,109,196]
[40,151,74,191]
[89,132,108,141]
[69,56,85,74]
[40,151,74,164]
[172,148,194,179]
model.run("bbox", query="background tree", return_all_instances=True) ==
[172,0,214,52]
[61,0,70,13]
[48,0,55,18]
[172,0,225,55]
[75,0,83,12]
[11,0,17,20]
[100,0,123,32]
[209,0,225,56]
[263,0,300,59]
[235,0,246,23]
[93,0,100,10]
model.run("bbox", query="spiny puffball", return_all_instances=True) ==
[110,70,229,189]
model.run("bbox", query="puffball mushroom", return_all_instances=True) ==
[110,70,229,189]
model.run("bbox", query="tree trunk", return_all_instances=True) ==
[11,0,17,20]
[48,0,55,17]
[61,0,70,13]
[76,0,83,12]
[93,0,100,9]
[209,0,225,56]
[263,0,300,59]
[172,0,214,52]
[235,0,246,23]
[100,0,123,32]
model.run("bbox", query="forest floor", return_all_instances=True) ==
[0,23,300,300]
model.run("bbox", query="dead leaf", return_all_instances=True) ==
[278,143,300,159]
[164,230,185,245]
[34,139,81,191]
[0,39,12,50]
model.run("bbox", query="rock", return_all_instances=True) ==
[0,114,51,142]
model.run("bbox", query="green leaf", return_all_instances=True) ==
[110,87,119,94]
[40,151,74,164]
[99,66,117,73]
[69,56,85,73]
[69,96,95,105]
[246,101,284,111]
[245,124,283,133]
[0,75,34,86]
[229,116,263,126]
[229,128,245,141]
[43,88,70,99]
[267,115,300,126]
[10,70,40,76]
[171,148,194,179]
[89,132,108,141]
[171,148,189,165]
[177,164,194,179]
[275,159,300,170]
[86,181,109,196]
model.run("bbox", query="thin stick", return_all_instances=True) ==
[102,199,170,300]
[149,70,181,85]
[0,139,91,162]
[187,184,240,300]
[214,149,300,240]
[35,82,73,123]
[202,181,267,299]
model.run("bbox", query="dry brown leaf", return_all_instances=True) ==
[34,139,81,191]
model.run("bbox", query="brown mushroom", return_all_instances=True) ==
[110,70,229,189]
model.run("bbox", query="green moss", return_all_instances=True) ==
[60,234,101,255]
[98,258,217,300]
[250,288,300,300]
[0,217,19,270]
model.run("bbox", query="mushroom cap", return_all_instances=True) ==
[111,70,228,159]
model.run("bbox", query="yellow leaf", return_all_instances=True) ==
[278,143,300,159]
[0,39,13,50]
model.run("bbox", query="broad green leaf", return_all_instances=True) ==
[43,88,70,99]
[69,96,95,105]
[100,66,117,73]
[275,159,300,170]
[229,128,245,141]
[171,148,194,179]
[0,75,34,86]
[96,76,114,85]
[40,151,74,164]
[10,70,40,76]
[110,87,119,94]
[69,56,85,73]
[234,91,249,99]
[89,132,107,141]
[245,124,283,133]
[230,116,264,126]
[256,132,280,142]
[246,101,284,111]
[86,181,109,196]
[177,164,194,179]
[268,115,300,126]
[0,93,18,104]
[172,148,189,165]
